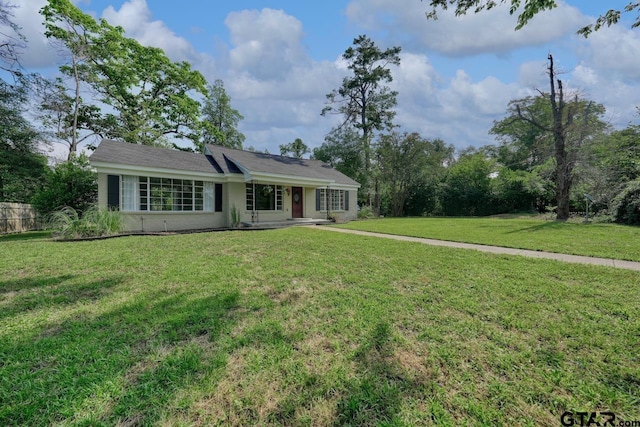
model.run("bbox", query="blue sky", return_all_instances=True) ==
[11,0,640,158]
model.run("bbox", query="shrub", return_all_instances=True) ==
[31,154,97,216]
[357,206,375,219]
[49,205,124,240]
[611,180,640,225]
[230,204,241,228]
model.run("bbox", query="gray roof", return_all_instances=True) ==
[90,139,216,173]
[90,139,359,187]
[206,144,359,186]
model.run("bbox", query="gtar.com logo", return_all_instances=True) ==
[560,411,615,427]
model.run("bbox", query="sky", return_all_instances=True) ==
[8,0,640,158]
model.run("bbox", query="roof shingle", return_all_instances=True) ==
[90,140,217,173]
[90,139,359,187]
[206,144,359,186]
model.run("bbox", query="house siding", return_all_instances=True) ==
[121,211,224,232]
[92,137,362,230]
[305,188,358,221]
[97,172,226,232]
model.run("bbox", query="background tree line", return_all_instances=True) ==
[2,0,640,226]
[313,35,640,224]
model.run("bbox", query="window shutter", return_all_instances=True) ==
[107,175,120,210]
[215,183,223,212]
[316,189,321,211]
[345,191,349,211]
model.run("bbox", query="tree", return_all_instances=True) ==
[423,0,640,36]
[376,132,453,217]
[403,137,454,216]
[322,35,401,211]
[36,77,102,159]
[577,124,640,211]
[31,154,97,215]
[491,55,607,220]
[201,79,245,149]
[39,0,104,156]
[490,96,553,171]
[0,82,49,202]
[490,166,549,213]
[40,0,208,151]
[279,138,310,158]
[440,151,496,216]
[312,126,366,202]
[0,1,25,76]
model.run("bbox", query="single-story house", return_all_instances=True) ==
[89,139,360,232]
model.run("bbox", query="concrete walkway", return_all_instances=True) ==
[313,226,640,272]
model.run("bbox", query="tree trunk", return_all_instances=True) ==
[555,155,571,220]
[548,54,571,221]
[68,54,81,160]
[373,175,381,216]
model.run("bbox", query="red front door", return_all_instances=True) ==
[292,187,303,218]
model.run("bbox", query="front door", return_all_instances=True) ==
[291,186,303,218]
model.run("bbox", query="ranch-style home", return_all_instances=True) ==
[90,139,360,232]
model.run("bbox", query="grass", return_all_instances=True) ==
[1,228,639,425]
[336,216,640,261]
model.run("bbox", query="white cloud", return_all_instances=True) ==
[8,0,639,158]
[572,64,598,86]
[9,0,58,69]
[225,8,309,80]
[99,0,213,69]
[361,50,533,149]
[345,0,587,56]
[518,60,549,88]
[578,25,640,81]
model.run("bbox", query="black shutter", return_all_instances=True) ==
[107,175,120,210]
[345,191,349,211]
[316,189,321,211]
[214,183,223,212]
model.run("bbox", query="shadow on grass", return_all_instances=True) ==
[334,322,422,426]
[0,275,122,319]
[0,274,76,294]
[0,231,52,242]
[0,289,241,426]
[504,221,569,234]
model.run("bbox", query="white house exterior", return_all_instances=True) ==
[90,140,360,232]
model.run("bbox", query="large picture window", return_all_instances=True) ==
[120,176,214,212]
[318,189,346,211]
[246,184,283,211]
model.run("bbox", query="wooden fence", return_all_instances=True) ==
[0,203,41,234]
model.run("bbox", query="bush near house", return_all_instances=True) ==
[31,154,97,217]
[611,180,640,225]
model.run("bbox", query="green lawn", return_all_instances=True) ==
[337,216,640,261]
[1,228,639,426]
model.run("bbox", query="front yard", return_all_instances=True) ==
[1,226,639,425]
[338,216,640,261]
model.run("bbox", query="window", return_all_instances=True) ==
[318,189,347,211]
[246,184,283,211]
[121,175,214,212]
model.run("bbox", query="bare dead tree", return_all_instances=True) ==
[515,54,592,221]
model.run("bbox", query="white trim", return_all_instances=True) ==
[92,162,360,189]
[92,162,224,181]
